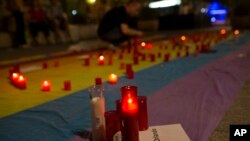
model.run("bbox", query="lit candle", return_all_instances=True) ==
[220,29,226,35]
[146,43,153,49]
[121,86,139,141]
[11,72,20,85]
[234,29,240,36]
[181,35,186,41]
[98,55,105,65]
[109,73,118,84]
[42,80,51,91]
[17,75,27,89]
[64,80,71,91]
[141,42,146,48]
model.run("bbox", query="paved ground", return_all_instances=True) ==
[209,80,250,141]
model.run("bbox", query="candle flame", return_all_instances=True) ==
[12,73,19,78]
[141,42,146,47]
[19,75,24,81]
[181,35,186,41]
[220,29,226,35]
[128,98,132,104]
[43,81,49,86]
[99,55,104,61]
[234,30,240,35]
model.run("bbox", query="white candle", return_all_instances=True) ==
[89,85,106,141]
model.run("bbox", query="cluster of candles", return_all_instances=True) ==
[90,79,148,141]
[10,72,27,89]
[40,80,72,92]
[9,69,71,91]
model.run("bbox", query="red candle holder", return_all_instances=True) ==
[150,54,155,62]
[116,99,125,140]
[11,72,20,85]
[141,54,146,61]
[133,56,139,65]
[126,64,132,74]
[17,75,27,89]
[42,80,51,91]
[42,62,48,69]
[105,111,122,141]
[54,61,60,68]
[119,63,125,70]
[95,77,102,85]
[164,53,170,62]
[108,58,113,65]
[177,51,181,57]
[84,58,90,66]
[13,64,20,73]
[98,55,105,65]
[119,53,123,60]
[64,80,71,91]
[186,51,190,57]
[127,70,134,79]
[120,86,139,141]
[138,96,148,131]
[158,53,162,58]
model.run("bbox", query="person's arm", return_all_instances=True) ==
[120,23,143,37]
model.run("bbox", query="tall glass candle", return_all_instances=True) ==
[138,96,148,131]
[89,85,106,141]
[17,75,27,89]
[105,111,122,141]
[121,86,139,141]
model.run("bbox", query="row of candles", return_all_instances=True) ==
[9,71,71,91]
[8,57,136,90]
[90,78,148,141]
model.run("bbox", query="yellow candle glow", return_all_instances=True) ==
[109,73,118,84]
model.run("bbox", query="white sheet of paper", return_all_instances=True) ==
[139,124,191,141]
[20,66,43,73]
[76,55,90,60]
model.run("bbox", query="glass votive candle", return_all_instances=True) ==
[138,96,149,131]
[105,111,122,141]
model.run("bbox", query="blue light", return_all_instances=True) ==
[207,1,228,24]
[210,17,216,22]
[72,10,78,15]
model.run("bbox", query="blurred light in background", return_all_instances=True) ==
[86,0,96,5]
[207,1,228,25]
[72,10,78,15]
[200,8,208,14]
[210,17,216,23]
[149,0,181,9]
